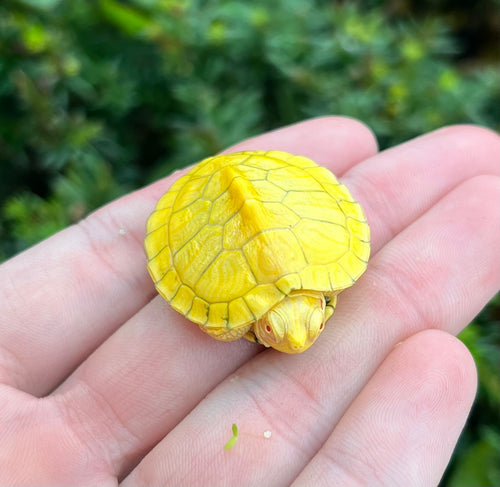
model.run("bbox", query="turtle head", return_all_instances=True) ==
[255,291,336,353]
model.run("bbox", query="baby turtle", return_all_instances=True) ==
[144,150,369,353]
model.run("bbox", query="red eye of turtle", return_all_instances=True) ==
[319,322,324,330]
[266,325,271,333]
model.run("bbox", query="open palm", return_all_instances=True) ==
[0,117,498,486]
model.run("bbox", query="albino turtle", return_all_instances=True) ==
[144,150,370,353]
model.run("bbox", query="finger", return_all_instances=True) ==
[344,125,500,253]
[291,330,477,487]
[0,116,378,395]
[0,186,157,396]
[121,175,499,486]
[224,116,378,172]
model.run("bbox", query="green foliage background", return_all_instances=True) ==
[0,0,498,485]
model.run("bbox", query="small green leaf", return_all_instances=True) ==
[224,423,238,450]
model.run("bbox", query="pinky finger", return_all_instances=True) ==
[292,329,477,487]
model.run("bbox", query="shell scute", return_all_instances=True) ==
[293,219,349,265]
[187,297,209,325]
[237,164,268,180]
[157,268,181,301]
[246,179,286,202]
[328,263,355,290]
[228,297,255,328]
[268,166,324,192]
[146,243,171,282]
[282,191,344,225]
[146,208,171,233]
[285,154,318,169]
[338,199,364,218]
[170,285,195,315]
[347,217,370,241]
[351,237,371,262]
[194,250,256,302]
[244,283,284,317]
[304,165,340,184]
[173,176,210,212]
[299,265,332,291]
[223,200,300,250]
[206,302,229,329]
[337,252,367,281]
[275,273,302,295]
[169,199,211,250]
[173,224,223,286]
[243,229,307,284]
[243,151,285,170]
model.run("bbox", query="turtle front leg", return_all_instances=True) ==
[243,329,269,346]
[199,322,252,342]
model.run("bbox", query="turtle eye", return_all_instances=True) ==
[265,324,272,333]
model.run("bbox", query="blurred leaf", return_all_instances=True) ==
[16,0,62,10]
[21,22,49,53]
[446,428,500,487]
[3,193,69,249]
[3,154,123,252]
[99,0,154,36]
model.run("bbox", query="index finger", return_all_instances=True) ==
[0,116,377,396]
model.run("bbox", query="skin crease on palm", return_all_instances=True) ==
[0,118,498,487]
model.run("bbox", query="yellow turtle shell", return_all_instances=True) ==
[145,150,370,352]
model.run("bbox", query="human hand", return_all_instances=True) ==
[0,117,498,486]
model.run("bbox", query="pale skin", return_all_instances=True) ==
[0,117,498,486]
